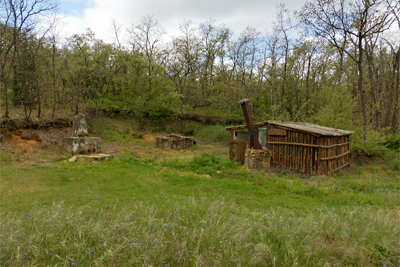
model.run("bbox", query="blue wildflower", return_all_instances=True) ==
[50,254,54,257]
[165,224,168,227]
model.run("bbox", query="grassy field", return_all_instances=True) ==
[1,123,399,266]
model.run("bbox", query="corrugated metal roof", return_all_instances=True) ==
[226,120,353,136]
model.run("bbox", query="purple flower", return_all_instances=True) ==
[155,239,158,242]
[190,221,193,223]
[72,198,74,200]
[96,197,99,199]
[71,263,76,266]
[50,254,54,257]
[28,242,32,245]
[133,240,137,243]
[100,196,103,198]
[88,214,91,217]
[303,241,306,244]
[164,224,168,227]
[182,236,185,238]
[268,213,271,215]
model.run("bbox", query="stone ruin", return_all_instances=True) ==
[156,135,196,150]
[63,114,102,155]
[244,148,271,170]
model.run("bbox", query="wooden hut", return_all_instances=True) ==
[226,121,353,175]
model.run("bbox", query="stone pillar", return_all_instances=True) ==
[71,113,88,137]
[244,148,271,170]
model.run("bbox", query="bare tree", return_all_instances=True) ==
[0,0,57,118]
[298,0,396,142]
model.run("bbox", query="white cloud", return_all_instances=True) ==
[59,0,308,43]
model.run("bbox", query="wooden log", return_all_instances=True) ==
[327,162,350,174]
[320,150,351,161]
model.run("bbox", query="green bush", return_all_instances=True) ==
[189,152,239,174]
[195,125,230,145]
[381,134,400,150]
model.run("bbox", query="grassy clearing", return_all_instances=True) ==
[1,150,399,266]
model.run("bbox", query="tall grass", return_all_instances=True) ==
[2,194,399,266]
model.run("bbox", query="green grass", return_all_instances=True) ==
[1,151,399,266]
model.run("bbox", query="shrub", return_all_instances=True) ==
[189,152,239,174]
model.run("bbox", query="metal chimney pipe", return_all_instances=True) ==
[238,98,262,150]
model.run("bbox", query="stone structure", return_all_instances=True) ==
[71,113,88,137]
[156,135,195,150]
[64,114,101,155]
[244,148,271,170]
[64,136,101,155]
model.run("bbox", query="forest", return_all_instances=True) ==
[1,0,399,150]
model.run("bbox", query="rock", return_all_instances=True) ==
[68,156,81,162]
[71,114,88,137]
[21,131,41,141]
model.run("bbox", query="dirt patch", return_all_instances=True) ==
[142,133,157,143]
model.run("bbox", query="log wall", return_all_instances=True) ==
[266,125,350,174]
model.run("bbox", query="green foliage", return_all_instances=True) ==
[352,129,388,156]
[189,152,239,174]
[195,125,231,145]
[381,134,400,150]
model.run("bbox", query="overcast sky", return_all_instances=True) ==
[58,0,310,43]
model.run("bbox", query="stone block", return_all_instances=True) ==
[71,113,88,137]
[244,148,271,170]
[63,137,101,155]
[156,135,195,150]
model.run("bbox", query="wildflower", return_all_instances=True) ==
[29,242,32,245]
[88,214,91,217]
[342,198,345,200]
[296,237,299,239]
[148,227,151,229]
[133,240,137,243]
[268,213,271,215]
[233,260,237,262]
[165,265,169,267]
[96,197,99,199]
[72,198,74,200]
[165,224,168,227]
[62,209,65,211]
[50,254,54,257]
[29,214,32,217]
[303,241,306,244]
[190,221,193,223]
[227,229,230,231]
[71,263,76,266]
[183,236,185,238]
[155,239,158,242]
[316,222,318,225]
[169,215,172,217]
[100,196,103,198]
[293,214,295,216]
